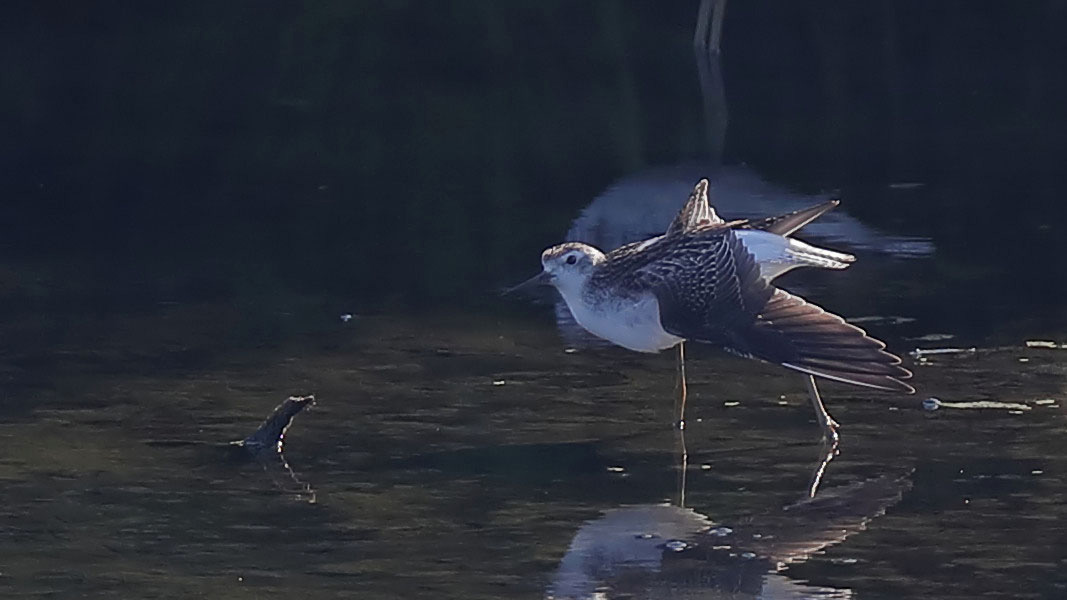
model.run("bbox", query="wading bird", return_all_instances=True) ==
[510,180,913,441]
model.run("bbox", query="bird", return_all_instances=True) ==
[510,179,913,440]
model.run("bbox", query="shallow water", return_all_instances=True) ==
[1,305,1065,599]
[3,3,1067,599]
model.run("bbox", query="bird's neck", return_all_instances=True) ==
[554,276,592,312]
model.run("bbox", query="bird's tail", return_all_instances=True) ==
[785,238,855,271]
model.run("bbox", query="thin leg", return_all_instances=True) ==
[804,375,840,445]
[674,342,688,430]
[677,426,689,508]
[805,437,839,499]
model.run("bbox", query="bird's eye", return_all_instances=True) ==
[565,255,577,265]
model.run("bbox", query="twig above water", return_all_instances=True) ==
[238,394,316,455]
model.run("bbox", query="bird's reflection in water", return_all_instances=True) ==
[546,440,910,600]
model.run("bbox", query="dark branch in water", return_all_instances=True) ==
[237,395,316,456]
[232,395,318,502]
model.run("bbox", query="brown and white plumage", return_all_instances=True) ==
[522,179,913,394]
[584,217,912,392]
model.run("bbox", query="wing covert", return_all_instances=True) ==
[637,226,772,344]
[665,178,724,236]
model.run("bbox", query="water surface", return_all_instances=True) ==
[2,3,1067,599]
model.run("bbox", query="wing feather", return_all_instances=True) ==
[589,185,913,394]
[616,226,771,345]
[608,226,913,393]
[732,290,914,392]
[743,199,840,237]
[665,178,724,236]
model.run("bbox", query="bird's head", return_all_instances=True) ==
[541,242,603,292]
[504,242,604,296]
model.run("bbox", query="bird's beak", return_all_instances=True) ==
[502,270,553,295]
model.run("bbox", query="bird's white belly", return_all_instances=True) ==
[566,294,683,353]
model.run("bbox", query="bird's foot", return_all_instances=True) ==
[820,417,840,447]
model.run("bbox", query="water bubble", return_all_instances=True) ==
[664,540,688,552]
[909,347,976,358]
[709,527,733,537]
[922,398,941,411]
[908,333,955,342]
[741,552,756,559]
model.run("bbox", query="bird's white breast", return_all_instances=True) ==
[562,291,683,353]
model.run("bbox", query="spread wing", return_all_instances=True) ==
[735,290,914,392]
[665,178,725,236]
[600,225,913,393]
[742,199,840,237]
[596,225,772,343]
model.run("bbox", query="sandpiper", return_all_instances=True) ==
[511,179,913,440]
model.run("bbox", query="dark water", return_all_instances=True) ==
[2,2,1067,599]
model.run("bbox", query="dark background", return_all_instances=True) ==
[2,1,1066,332]
[1,5,1066,599]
